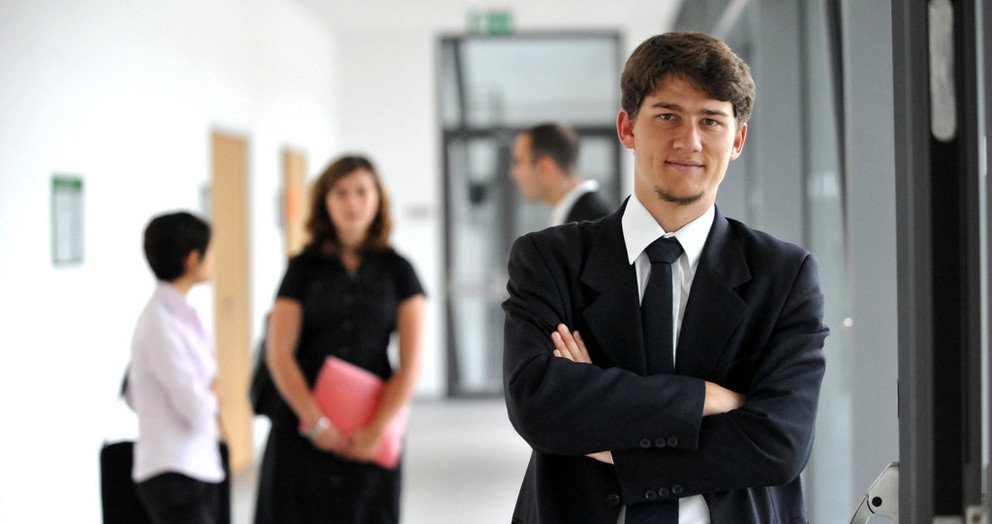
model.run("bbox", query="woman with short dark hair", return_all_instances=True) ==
[128,211,225,524]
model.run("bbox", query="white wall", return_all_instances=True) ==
[0,0,339,521]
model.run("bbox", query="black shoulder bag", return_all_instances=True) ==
[249,316,279,418]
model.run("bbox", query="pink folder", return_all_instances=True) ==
[309,356,408,469]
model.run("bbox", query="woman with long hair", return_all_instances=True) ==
[254,155,425,523]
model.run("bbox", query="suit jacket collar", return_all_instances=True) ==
[579,200,750,377]
[552,179,599,226]
[579,200,645,372]
[674,208,750,377]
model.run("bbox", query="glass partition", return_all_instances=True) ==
[673,1,896,521]
[440,33,622,396]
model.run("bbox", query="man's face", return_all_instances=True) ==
[510,134,544,201]
[618,75,746,210]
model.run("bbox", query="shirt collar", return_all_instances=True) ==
[549,179,599,226]
[154,281,195,317]
[622,193,714,271]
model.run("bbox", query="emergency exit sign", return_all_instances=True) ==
[468,10,513,35]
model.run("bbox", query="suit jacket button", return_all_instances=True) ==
[658,487,670,499]
[644,490,658,501]
[606,494,621,507]
[654,437,667,448]
[639,438,652,449]
[672,485,683,496]
[667,436,679,448]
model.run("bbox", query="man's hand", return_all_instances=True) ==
[551,325,613,464]
[587,451,614,464]
[551,323,592,364]
[703,381,746,416]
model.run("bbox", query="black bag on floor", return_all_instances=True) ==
[99,440,151,524]
[99,440,231,524]
[102,370,232,523]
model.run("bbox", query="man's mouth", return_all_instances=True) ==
[665,159,703,170]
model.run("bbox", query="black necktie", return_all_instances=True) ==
[626,235,683,524]
[641,236,683,375]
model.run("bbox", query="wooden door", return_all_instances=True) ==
[282,148,308,258]
[210,131,252,473]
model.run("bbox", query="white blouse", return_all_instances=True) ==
[126,282,224,483]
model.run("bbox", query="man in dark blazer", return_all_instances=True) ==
[510,122,614,226]
[503,32,827,523]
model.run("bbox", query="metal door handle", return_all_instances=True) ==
[850,462,899,524]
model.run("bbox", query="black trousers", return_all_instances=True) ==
[135,472,223,524]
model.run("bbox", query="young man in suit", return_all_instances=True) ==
[510,122,613,226]
[502,32,828,523]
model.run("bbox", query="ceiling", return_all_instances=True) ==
[292,0,683,33]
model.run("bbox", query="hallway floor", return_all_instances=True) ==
[233,398,533,523]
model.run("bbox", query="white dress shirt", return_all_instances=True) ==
[126,282,224,483]
[549,179,600,226]
[617,194,715,523]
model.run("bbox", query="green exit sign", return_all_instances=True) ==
[468,10,513,35]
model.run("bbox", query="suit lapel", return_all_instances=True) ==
[675,209,751,377]
[578,202,647,374]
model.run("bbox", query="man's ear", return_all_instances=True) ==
[617,109,636,149]
[535,155,558,176]
[730,122,748,160]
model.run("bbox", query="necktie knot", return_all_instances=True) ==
[645,236,683,265]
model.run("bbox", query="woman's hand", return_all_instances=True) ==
[551,324,592,364]
[309,420,350,454]
[210,378,223,403]
[344,424,386,462]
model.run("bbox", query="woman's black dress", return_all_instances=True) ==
[253,249,424,524]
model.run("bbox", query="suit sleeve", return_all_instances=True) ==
[612,253,828,503]
[503,233,706,456]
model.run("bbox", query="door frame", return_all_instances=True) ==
[891,0,985,518]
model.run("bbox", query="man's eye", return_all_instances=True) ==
[703,118,719,126]
[658,114,675,121]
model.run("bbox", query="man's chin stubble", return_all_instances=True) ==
[655,188,703,206]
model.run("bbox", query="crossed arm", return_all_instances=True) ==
[549,324,746,465]
[503,233,827,499]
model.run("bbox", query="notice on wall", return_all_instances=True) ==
[51,174,84,266]
[467,10,513,35]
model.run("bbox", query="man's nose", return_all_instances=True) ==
[673,123,702,151]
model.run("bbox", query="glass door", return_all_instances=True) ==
[440,33,623,396]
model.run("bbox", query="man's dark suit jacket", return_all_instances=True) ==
[564,190,613,223]
[502,201,827,523]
